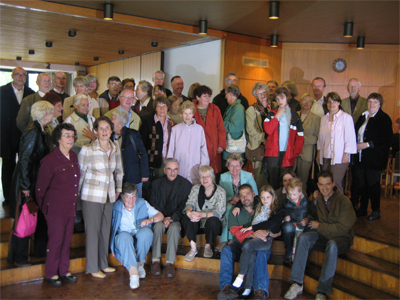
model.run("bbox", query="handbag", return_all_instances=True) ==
[245,143,265,162]
[14,192,38,238]
[226,133,246,154]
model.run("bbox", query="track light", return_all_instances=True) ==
[118,50,124,55]
[93,57,99,61]
[199,20,207,35]
[29,50,35,55]
[75,62,80,66]
[104,3,113,20]
[151,41,158,47]
[45,41,53,47]
[68,30,77,37]
[344,22,353,38]
[269,1,279,20]
[357,36,365,49]
[16,56,22,61]
[270,34,278,47]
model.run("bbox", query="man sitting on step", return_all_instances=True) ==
[148,158,192,278]
[218,184,281,300]
[284,170,356,300]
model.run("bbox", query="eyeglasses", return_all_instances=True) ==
[110,82,122,87]
[120,96,135,100]
[166,168,179,173]
[156,105,168,110]
[13,73,27,77]
[200,175,212,179]
[256,90,267,96]
[62,134,75,139]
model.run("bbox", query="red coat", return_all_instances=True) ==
[193,101,227,174]
[263,107,304,167]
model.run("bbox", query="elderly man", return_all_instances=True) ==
[134,80,155,121]
[110,110,149,198]
[105,89,141,130]
[284,170,356,300]
[98,76,123,115]
[110,182,164,289]
[0,67,34,204]
[218,184,280,300]
[148,158,192,278]
[153,70,172,96]
[51,72,69,104]
[309,77,326,117]
[63,76,100,120]
[170,76,189,102]
[213,72,249,116]
[267,80,279,105]
[16,73,52,132]
[342,78,368,124]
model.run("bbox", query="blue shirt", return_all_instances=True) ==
[119,106,132,128]
[119,200,159,235]
[278,105,291,151]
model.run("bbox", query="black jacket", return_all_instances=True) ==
[0,82,34,157]
[353,108,392,170]
[282,193,317,229]
[148,175,192,222]
[212,89,249,117]
[9,121,49,218]
[120,127,150,184]
[134,98,155,122]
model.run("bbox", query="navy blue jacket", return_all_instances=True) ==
[283,193,317,229]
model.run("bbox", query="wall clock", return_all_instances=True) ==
[332,58,347,73]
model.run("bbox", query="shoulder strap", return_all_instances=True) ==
[128,130,141,159]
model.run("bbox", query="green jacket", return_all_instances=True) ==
[228,205,254,244]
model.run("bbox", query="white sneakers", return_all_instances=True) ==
[315,293,326,300]
[129,275,139,289]
[138,265,146,279]
[284,283,303,300]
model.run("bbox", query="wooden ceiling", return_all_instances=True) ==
[0,1,399,67]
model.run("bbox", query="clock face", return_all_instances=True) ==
[332,58,347,73]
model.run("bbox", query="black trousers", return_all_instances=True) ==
[355,167,382,212]
[266,152,292,190]
[1,152,17,202]
[181,214,221,245]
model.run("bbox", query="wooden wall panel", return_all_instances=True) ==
[141,52,162,84]
[86,66,97,75]
[123,57,141,81]
[281,43,400,127]
[96,63,110,93]
[224,39,282,103]
[109,60,124,80]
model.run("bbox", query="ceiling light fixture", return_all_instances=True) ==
[93,56,99,61]
[118,50,124,55]
[199,20,207,35]
[270,34,278,47]
[104,3,113,20]
[68,30,77,37]
[29,50,35,55]
[75,62,80,66]
[344,22,353,37]
[45,41,53,47]
[357,36,365,49]
[269,1,279,20]
[16,56,22,61]
[151,41,158,47]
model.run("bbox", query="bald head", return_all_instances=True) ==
[11,67,27,90]
[53,71,67,92]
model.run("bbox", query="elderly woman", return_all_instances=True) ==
[193,85,227,176]
[219,153,258,250]
[63,76,100,120]
[246,82,277,190]
[110,182,164,289]
[64,94,96,155]
[223,84,246,168]
[296,93,321,192]
[122,78,135,91]
[135,80,154,120]
[167,100,209,184]
[282,81,301,111]
[8,101,54,266]
[167,95,183,125]
[110,110,149,198]
[353,93,392,221]
[36,123,80,286]
[264,87,304,190]
[140,96,172,178]
[317,92,357,194]
[78,116,123,278]
[86,73,99,100]
[182,166,226,261]
[42,91,63,149]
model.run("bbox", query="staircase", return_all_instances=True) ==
[0,216,398,299]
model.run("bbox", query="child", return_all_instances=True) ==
[231,185,284,296]
[167,100,209,183]
[282,177,316,265]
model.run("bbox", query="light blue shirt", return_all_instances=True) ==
[278,105,291,151]
[119,201,159,235]
[119,106,132,128]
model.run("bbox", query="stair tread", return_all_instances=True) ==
[306,263,398,299]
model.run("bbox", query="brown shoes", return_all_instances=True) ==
[151,261,161,276]
[253,289,267,299]
[165,263,176,278]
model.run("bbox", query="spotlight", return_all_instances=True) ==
[68,30,77,37]
[75,62,80,66]
[16,56,22,61]
[118,50,124,55]
[270,34,278,47]
[45,41,53,47]
[29,50,35,55]
[357,36,365,49]
[93,57,99,61]
[199,20,207,35]
[344,22,353,38]
[104,3,113,20]
[151,41,158,47]
[269,1,279,20]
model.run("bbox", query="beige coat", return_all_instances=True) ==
[299,112,320,162]
[16,92,42,132]
[63,94,100,120]
[105,106,142,131]
[342,96,368,124]
[64,112,95,154]
[246,106,265,150]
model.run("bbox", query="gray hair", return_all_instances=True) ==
[111,110,129,127]
[121,182,138,197]
[300,93,314,102]
[73,76,90,88]
[225,72,238,85]
[31,100,54,121]
[86,73,99,84]
[347,78,361,88]
[138,80,153,97]
[252,82,270,99]
[199,165,215,183]
[226,153,244,168]
[225,84,240,98]
[73,94,88,107]
[165,157,179,165]
[282,81,298,97]
[155,70,165,78]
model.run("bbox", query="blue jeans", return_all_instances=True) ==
[136,182,143,198]
[289,231,351,295]
[282,222,310,259]
[219,242,271,297]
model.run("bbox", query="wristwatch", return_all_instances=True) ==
[266,230,271,237]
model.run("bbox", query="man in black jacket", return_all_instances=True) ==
[0,67,34,204]
[148,158,192,278]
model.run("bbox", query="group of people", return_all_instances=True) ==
[0,66,395,299]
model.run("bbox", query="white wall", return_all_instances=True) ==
[163,40,222,97]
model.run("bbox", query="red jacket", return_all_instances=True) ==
[263,107,304,167]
